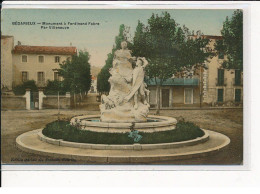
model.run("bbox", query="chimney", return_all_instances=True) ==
[70,42,72,46]
[17,41,21,45]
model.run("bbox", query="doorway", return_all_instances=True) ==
[162,89,170,108]
[30,92,39,110]
[184,88,193,104]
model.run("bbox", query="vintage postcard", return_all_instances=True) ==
[1,2,248,170]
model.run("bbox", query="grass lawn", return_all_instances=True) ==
[42,120,204,145]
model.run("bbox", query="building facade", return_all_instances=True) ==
[202,36,243,106]
[1,35,14,90]
[147,35,243,108]
[147,78,201,109]
[12,44,77,87]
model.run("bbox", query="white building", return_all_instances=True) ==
[1,35,14,90]
[147,35,243,108]
[12,43,77,87]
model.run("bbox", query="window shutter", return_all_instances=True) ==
[218,69,224,85]
[217,89,223,102]
[235,70,241,85]
[43,72,45,82]
[235,89,241,102]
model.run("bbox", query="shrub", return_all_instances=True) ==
[42,120,205,145]
[13,80,38,95]
[44,80,69,95]
[173,120,204,142]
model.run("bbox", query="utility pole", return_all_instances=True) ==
[58,91,60,120]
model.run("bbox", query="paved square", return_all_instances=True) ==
[1,109,243,165]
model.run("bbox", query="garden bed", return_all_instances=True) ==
[42,120,204,145]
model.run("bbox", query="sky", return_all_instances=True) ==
[1,9,235,67]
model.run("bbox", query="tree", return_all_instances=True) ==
[97,53,113,93]
[58,51,91,105]
[97,24,131,93]
[132,12,212,114]
[132,13,180,114]
[44,80,69,95]
[215,9,243,70]
[13,80,38,95]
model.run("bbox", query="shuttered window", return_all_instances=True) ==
[22,71,28,82]
[55,56,60,63]
[37,72,45,83]
[217,69,224,86]
[22,55,27,62]
[235,89,241,102]
[54,72,62,81]
[235,70,241,86]
[217,89,224,102]
[38,56,44,63]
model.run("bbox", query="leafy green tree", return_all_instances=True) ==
[97,53,113,93]
[97,24,131,93]
[132,12,212,114]
[58,51,91,104]
[44,80,69,95]
[215,9,243,70]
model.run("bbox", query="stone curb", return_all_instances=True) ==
[70,115,177,129]
[16,129,230,163]
[70,115,177,133]
[78,125,176,133]
[38,129,209,150]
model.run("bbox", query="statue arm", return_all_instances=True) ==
[113,51,119,67]
[129,57,136,64]
[142,57,148,68]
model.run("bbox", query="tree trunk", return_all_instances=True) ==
[57,91,60,120]
[74,92,76,108]
[79,91,82,105]
[199,66,202,108]
[155,85,160,115]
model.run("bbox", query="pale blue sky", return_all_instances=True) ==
[1,9,236,67]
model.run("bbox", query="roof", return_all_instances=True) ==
[13,45,77,55]
[189,35,223,40]
[146,78,199,86]
[1,35,14,39]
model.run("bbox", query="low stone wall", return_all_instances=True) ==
[37,129,209,150]
[1,96,26,109]
[42,95,71,109]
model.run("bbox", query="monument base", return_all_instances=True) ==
[100,101,149,123]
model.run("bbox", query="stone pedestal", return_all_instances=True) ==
[38,89,46,110]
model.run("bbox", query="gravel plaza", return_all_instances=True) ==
[1,108,243,165]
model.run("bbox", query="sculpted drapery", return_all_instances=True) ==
[100,41,150,123]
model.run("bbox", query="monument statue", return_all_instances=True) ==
[100,41,150,123]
